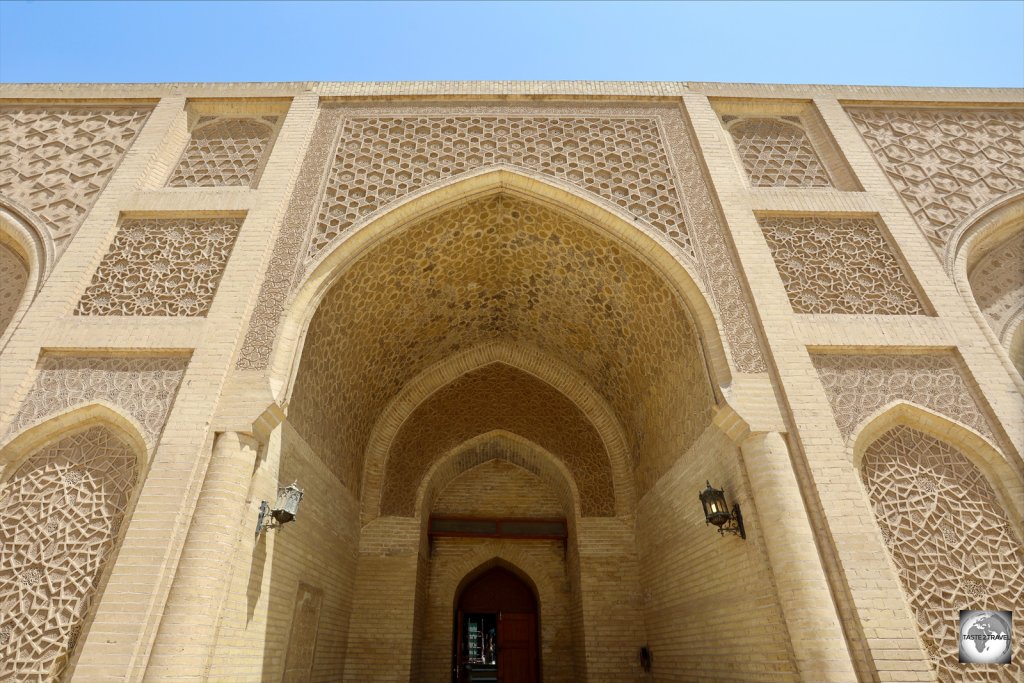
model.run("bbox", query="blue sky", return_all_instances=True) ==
[1,1,1022,87]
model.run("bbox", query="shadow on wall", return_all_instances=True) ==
[245,421,361,682]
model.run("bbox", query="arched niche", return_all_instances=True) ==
[416,431,581,524]
[946,191,1024,381]
[0,406,146,682]
[856,418,1024,681]
[0,198,54,346]
[271,167,732,402]
[364,342,630,523]
[850,401,1024,533]
[283,187,719,510]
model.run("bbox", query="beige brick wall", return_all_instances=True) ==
[207,421,360,682]
[637,424,799,682]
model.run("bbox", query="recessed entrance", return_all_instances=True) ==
[454,566,538,683]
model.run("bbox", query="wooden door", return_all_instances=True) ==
[498,612,537,683]
[456,567,538,683]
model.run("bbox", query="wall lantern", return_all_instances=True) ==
[698,481,745,539]
[256,481,304,537]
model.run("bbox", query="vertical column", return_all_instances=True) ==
[740,432,859,682]
[143,431,259,681]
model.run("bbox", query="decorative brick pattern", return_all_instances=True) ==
[381,364,614,517]
[7,355,188,444]
[0,425,138,682]
[725,117,832,187]
[236,109,340,369]
[0,241,28,335]
[289,195,712,498]
[168,116,279,188]
[969,230,1024,344]
[0,107,151,256]
[811,353,994,440]
[759,216,926,314]
[75,216,243,316]
[308,110,692,263]
[862,426,1023,682]
[663,108,769,372]
[848,108,1024,251]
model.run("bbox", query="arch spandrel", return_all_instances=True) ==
[286,190,717,507]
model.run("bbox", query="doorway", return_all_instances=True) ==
[454,566,538,683]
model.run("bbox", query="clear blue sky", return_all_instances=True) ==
[1,1,1022,87]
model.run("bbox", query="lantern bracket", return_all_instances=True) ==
[698,480,746,540]
[256,481,304,537]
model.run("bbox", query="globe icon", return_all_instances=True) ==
[959,611,1012,664]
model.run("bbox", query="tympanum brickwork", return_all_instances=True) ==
[381,363,613,517]
[861,426,1024,683]
[968,229,1024,345]
[847,108,1024,252]
[75,216,243,316]
[168,115,280,188]
[759,216,926,314]
[0,425,138,683]
[289,195,712,497]
[811,353,995,441]
[0,106,151,256]
[7,355,188,445]
[0,241,28,335]
[725,117,832,188]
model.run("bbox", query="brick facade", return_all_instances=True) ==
[0,81,1021,682]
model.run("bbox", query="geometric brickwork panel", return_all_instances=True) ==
[847,108,1024,252]
[0,241,29,336]
[235,109,339,371]
[759,216,926,314]
[7,355,188,445]
[0,425,138,683]
[968,229,1024,347]
[811,353,994,441]
[167,116,279,188]
[0,107,152,256]
[75,216,243,316]
[307,111,693,263]
[289,194,713,496]
[861,426,1023,682]
[725,117,833,188]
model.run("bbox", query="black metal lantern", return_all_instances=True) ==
[256,481,305,536]
[698,481,745,539]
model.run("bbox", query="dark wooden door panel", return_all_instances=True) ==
[498,612,537,683]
